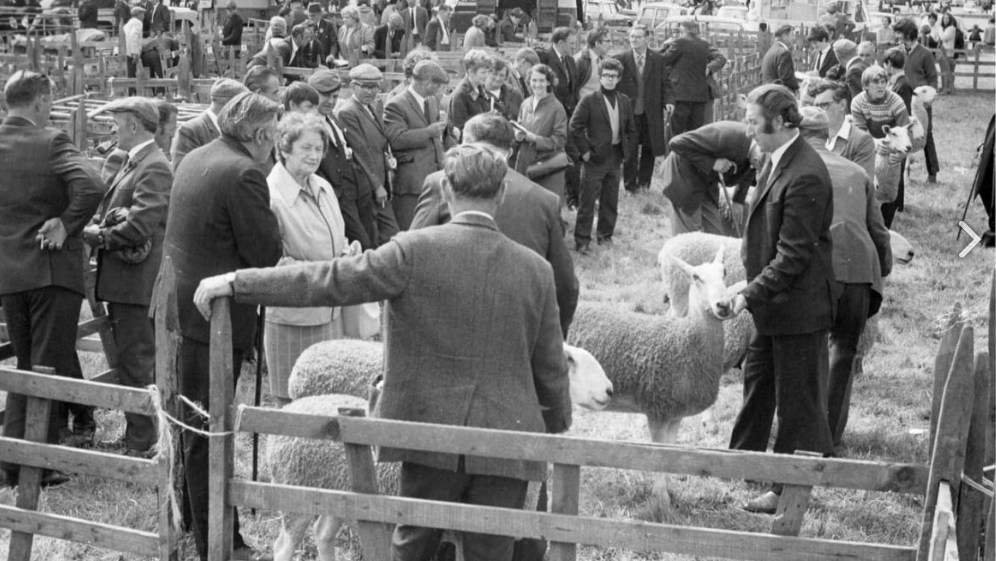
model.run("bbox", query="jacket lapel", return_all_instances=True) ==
[404,90,428,126]
[749,136,800,220]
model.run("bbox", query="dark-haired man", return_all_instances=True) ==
[660,20,713,135]
[761,24,800,92]
[541,26,579,115]
[894,17,939,182]
[729,84,835,514]
[807,26,838,77]
[193,143,572,561]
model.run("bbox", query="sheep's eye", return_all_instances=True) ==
[692,273,702,283]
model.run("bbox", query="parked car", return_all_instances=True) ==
[714,4,747,18]
[636,1,689,30]
[586,0,633,27]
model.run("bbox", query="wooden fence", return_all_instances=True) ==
[201,288,994,561]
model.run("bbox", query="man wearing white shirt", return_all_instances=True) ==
[402,0,427,51]
[806,26,837,78]
[123,5,147,91]
[424,4,452,51]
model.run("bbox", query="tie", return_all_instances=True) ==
[756,159,772,191]
[636,53,645,74]
[111,154,131,185]
[411,8,417,34]
[423,98,430,123]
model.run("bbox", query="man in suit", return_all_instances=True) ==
[807,79,875,178]
[307,1,338,60]
[158,92,282,561]
[660,20,712,136]
[171,78,248,171]
[384,60,451,230]
[424,3,453,51]
[308,70,377,250]
[729,85,835,514]
[221,0,244,59]
[761,24,800,92]
[81,98,172,458]
[337,64,400,246]
[287,23,323,69]
[193,144,572,561]
[830,39,867,101]
[575,27,610,99]
[569,57,635,253]
[0,71,105,487]
[661,120,758,236]
[509,46,538,100]
[374,12,406,59]
[243,65,282,103]
[540,26,579,116]
[411,113,579,337]
[895,17,939,182]
[614,24,674,193]
[796,106,892,448]
[401,0,428,52]
[807,26,838,78]
[147,0,170,36]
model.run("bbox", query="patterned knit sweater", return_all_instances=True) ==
[850,91,911,139]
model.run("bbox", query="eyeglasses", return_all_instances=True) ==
[815,101,835,110]
[600,73,620,80]
[355,83,380,91]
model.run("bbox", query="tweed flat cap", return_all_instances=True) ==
[308,69,342,93]
[130,5,146,15]
[210,78,249,102]
[307,1,322,12]
[412,60,448,84]
[832,39,857,58]
[799,106,829,131]
[349,63,382,84]
[98,97,160,131]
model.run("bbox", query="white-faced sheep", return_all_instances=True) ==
[268,341,613,561]
[874,123,914,204]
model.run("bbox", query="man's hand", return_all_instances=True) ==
[36,218,68,251]
[427,120,447,136]
[732,293,748,315]
[713,158,737,174]
[82,224,102,248]
[194,273,235,321]
[375,186,388,207]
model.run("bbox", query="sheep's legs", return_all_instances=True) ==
[314,515,343,561]
[273,513,315,561]
[647,418,683,508]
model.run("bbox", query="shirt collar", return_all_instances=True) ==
[270,161,332,205]
[128,138,156,160]
[826,116,852,150]
[407,86,426,108]
[454,210,496,221]
[777,40,789,50]
[768,130,799,171]
[206,108,220,133]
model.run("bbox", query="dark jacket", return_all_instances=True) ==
[814,46,838,77]
[761,41,799,91]
[171,110,220,172]
[423,16,451,51]
[448,77,490,132]
[662,121,755,211]
[158,136,282,351]
[337,96,391,197]
[373,23,405,58]
[221,11,243,46]
[569,89,636,166]
[0,117,105,297]
[540,45,579,114]
[660,34,712,102]
[312,16,338,60]
[614,48,674,156]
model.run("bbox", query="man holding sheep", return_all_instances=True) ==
[193,144,573,561]
[729,85,836,514]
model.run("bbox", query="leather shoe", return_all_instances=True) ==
[926,174,937,184]
[231,546,273,561]
[575,243,591,255]
[743,490,780,514]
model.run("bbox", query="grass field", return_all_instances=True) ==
[1,91,994,561]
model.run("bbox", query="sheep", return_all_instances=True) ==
[874,123,915,204]
[269,341,614,561]
[905,85,936,178]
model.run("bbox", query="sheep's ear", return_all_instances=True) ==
[669,254,697,279]
[713,244,725,265]
[882,125,892,135]
[737,93,749,110]
[563,345,577,373]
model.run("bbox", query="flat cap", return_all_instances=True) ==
[98,96,159,131]
[349,63,382,84]
[210,77,249,101]
[308,69,342,93]
[510,7,524,17]
[832,38,857,57]
[798,106,829,131]
[130,5,146,15]
[412,60,448,84]
[307,1,322,12]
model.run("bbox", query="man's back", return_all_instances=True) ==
[662,35,711,101]
[171,110,218,171]
[761,43,798,91]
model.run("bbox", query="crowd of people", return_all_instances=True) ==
[1,2,995,559]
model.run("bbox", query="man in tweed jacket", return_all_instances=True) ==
[194,144,572,561]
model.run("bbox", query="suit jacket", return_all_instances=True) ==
[316,113,361,203]
[742,134,835,336]
[829,117,876,180]
[574,49,597,94]
[171,110,219,172]
[614,48,673,156]
[400,4,428,50]
[249,37,293,68]
[813,46,838,77]
[313,16,338,60]
[424,17,451,51]
[338,23,375,65]
[147,1,169,34]
[843,57,868,100]
[0,117,105,296]
[761,42,799,91]
[373,24,405,59]
[384,89,446,196]
[660,34,711,102]
[662,121,755,211]
[233,213,572,480]
[95,141,172,306]
[904,42,938,88]
[810,141,891,316]
[540,46,578,114]
[158,136,282,351]
[410,168,579,335]
[487,83,523,122]
[448,77,490,131]
[337,96,390,197]
[221,11,243,46]
[569,90,636,166]
[498,16,522,43]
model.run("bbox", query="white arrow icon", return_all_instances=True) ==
[959,221,981,258]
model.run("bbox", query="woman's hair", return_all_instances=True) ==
[861,65,889,88]
[341,5,359,21]
[472,14,489,28]
[529,63,557,93]
[462,48,493,73]
[276,112,329,161]
[941,12,958,29]
[219,92,282,143]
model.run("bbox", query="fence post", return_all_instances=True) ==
[548,463,581,561]
[339,407,393,560]
[154,257,182,561]
[7,365,56,561]
[956,351,990,560]
[929,302,964,452]
[208,297,235,561]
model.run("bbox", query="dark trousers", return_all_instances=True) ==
[107,302,157,451]
[339,190,376,250]
[924,105,939,176]
[826,282,871,447]
[392,461,528,561]
[575,147,622,246]
[670,101,706,137]
[376,199,401,247]
[729,328,834,456]
[178,337,247,559]
[624,112,656,192]
[880,160,906,227]
[392,193,419,231]
[1,287,87,475]
[564,138,582,207]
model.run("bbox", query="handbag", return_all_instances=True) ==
[342,301,381,339]
[526,150,570,180]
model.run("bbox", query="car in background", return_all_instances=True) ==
[654,13,746,40]
[714,4,747,18]
[586,0,634,27]
[636,2,690,30]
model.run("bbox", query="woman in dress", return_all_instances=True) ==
[938,12,959,94]
[514,63,568,201]
[265,113,348,406]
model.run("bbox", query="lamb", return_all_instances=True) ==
[269,341,614,561]
[909,85,936,153]
[874,123,915,204]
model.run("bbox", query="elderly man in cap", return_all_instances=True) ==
[795,105,891,449]
[828,39,866,101]
[308,69,378,249]
[307,1,338,61]
[384,59,451,229]
[171,78,248,171]
[338,63,399,246]
[123,5,153,90]
[81,98,172,458]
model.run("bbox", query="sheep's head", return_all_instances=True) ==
[670,245,736,321]
[880,124,913,155]
[890,230,915,265]
[913,85,937,106]
[564,344,612,411]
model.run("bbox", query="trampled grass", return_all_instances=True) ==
[1,91,993,560]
